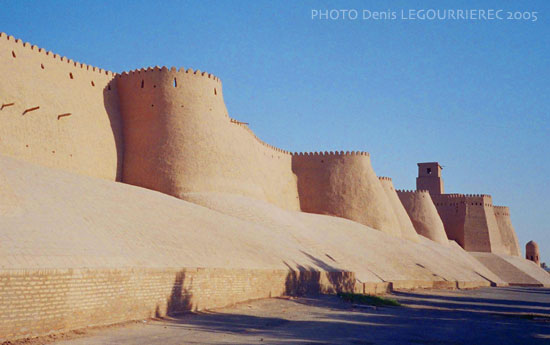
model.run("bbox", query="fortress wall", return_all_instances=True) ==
[291,152,402,237]
[431,194,467,247]
[397,190,449,245]
[462,195,505,253]
[493,206,521,257]
[378,177,419,242]
[0,33,123,180]
[116,67,299,210]
[431,194,509,255]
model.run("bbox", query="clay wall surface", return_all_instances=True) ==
[116,67,299,210]
[291,152,402,237]
[0,33,123,180]
[493,206,521,257]
[431,193,467,247]
[397,190,449,245]
[378,177,419,242]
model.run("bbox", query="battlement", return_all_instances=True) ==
[116,66,221,84]
[493,206,510,216]
[493,205,509,211]
[229,118,292,155]
[433,193,491,198]
[430,193,493,208]
[1,32,115,77]
[378,176,392,181]
[291,151,370,157]
[397,189,430,194]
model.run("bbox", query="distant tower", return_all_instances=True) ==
[526,241,540,266]
[416,162,444,194]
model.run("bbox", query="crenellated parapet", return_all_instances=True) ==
[396,189,430,194]
[116,66,221,83]
[378,176,392,181]
[430,193,493,208]
[292,151,369,157]
[229,117,292,155]
[1,32,115,77]
[493,206,510,216]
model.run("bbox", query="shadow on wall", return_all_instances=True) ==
[164,270,193,317]
[284,253,356,296]
[103,80,124,181]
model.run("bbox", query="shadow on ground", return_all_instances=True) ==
[148,288,550,345]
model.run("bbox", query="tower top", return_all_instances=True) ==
[416,162,444,194]
[417,162,443,177]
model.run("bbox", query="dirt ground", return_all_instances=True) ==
[9,287,550,345]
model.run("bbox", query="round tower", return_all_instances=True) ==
[378,177,419,242]
[291,151,402,237]
[397,190,449,245]
[115,67,300,210]
[526,241,540,265]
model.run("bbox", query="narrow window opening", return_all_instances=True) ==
[151,104,154,107]
[214,88,217,95]
[427,168,432,175]
[91,81,95,87]
[173,78,177,87]
[11,51,16,58]
[69,72,74,79]
[141,80,144,88]
[41,63,44,69]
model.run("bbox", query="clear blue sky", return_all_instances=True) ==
[2,0,548,260]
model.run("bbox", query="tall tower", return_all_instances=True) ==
[526,241,540,266]
[416,162,444,194]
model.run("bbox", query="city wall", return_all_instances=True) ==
[0,33,123,180]
[430,194,515,255]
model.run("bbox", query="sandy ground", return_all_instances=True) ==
[13,287,546,345]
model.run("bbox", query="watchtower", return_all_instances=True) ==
[416,162,444,194]
[526,241,540,266]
